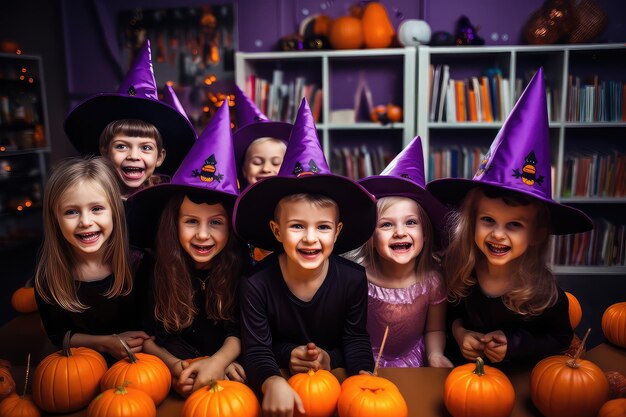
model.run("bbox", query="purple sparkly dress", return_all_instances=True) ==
[367,272,446,368]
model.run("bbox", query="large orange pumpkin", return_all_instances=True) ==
[288,369,340,417]
[32,332,108,413]
[181,380,260,417]
[87,384,156,417]
[443,357,515,417]
[328,16,363,50]
[530,330,609,417]
[597,398,626,417]
[361,2,395,49]
[11,287,38,314]
[100,339,170,405]
[602,302,626,348]
[565,291,582,328]
[337,374,407,417]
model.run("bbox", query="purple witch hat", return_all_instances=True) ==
[359,136,449,247]
[427,68,592,235]
[127,102,238,248]
[233,98,376,252]
[233,85,293,185]
[162,83,193,126]
[64,40,196,175]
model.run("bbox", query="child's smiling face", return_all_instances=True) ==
[373,198,425,267]
[104,134,165,193]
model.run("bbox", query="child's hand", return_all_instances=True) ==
[168,359,194,398]
[225,361,246,382]
[180,356,229,393]
[481,331,507,363]
[427,352,454,368]
[262,376,305,417]
[107,331,151,359]
[457,329,486,361]
[289,342,331,374]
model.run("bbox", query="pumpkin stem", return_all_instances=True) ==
[62,331,73,357]
[472,357,486,376]
[307,368,315,376]
[117,336,138,363]
[114,381,131,394]
[22,353,30,398]
[568,327,591,368]
[208,379,224,393]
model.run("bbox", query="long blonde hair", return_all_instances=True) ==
[444,186,557,315]
[345,196,439,282]
[35,156,132,312]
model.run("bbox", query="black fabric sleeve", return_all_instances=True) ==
[34,288,71,348]
[342,273,375,374]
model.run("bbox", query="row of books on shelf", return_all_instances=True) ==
[428,146,489,180]
[551,218,625,267]
[246,71,322,123]
[330,145,394,180]
[561,151,626,198]
[565,76,625,122]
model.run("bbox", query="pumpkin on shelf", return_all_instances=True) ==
[100,339,170,406]
[361,2,396,49]
[565,291,582,329]
[597,398,626,417]
[530,328,609,417]
[32,331,108,413]
[0,360,16,400]
[443,357,515,417]
[10,287,38,314]
[328,16,363,50]
[287,369,340,417]
[602,302,626,348]
[87,383,156,417]
[0,354,41,417]
[337,374,407,417]
[181,379,260,417]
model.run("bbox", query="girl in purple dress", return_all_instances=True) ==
[346,137,453,368]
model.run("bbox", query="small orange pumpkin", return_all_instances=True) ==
[602,302,626,348]
[328,16,363,50]
[565,291,582,329]
[386,104,403,123]
[181,380,260,417]
[530,329,609,417]
[597,398,626,417]
[100,339,170,405]
[87,383,155,417]
[32,332,108,413]
[361,2,396,49]
[288,369,340,417]
[443,357,515,417]
[337,374,407,417]
[0,354,41,417]
[11,287,38,314]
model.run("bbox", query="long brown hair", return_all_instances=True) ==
[444,186,557,315]
[345,196,439,281]
[153,193,243,332]
[35,157,132,312]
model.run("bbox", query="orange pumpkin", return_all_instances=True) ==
[87,384,156,417]
[443,357,514,417]
[314,15,333,37]
[530,330,609,417]
[597,398,626,417]
[181,380,260,417]
[10,287,38,314]
[32,332,108,413]
[602,302,626,348]
[0,363,16,400]
[386,104,403,122]
[337,374,407,417]
[361,2,395,49]
[328,16,363,50]
[606,371,626,399]
[288,369,340,417]
[565,291,582,328]
[0,393,41,417]
[100,339,170,406]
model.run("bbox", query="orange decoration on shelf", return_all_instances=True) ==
[361,2,396,49]
[11,287,38,314]
[530,328,609,417]
[443,357,515,417]
[565,291,582,328]
[602,302,626,348]
[328,16,363,50]
[288,369,341,417]
[100,338,171,406]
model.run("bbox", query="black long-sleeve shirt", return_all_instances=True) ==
[240,253,374,392]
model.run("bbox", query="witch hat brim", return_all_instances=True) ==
[64,94,196,176]
[233,174,377,253]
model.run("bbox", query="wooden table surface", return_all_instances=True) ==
[1,313,624,417]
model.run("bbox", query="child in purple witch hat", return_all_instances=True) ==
[65,40,196,199]
[233,98,376,415]
[427,68,593,367]
[345,136,453,368]
[233,85,292,189]
[127,103,248,397]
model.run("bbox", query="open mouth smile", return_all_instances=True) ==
[298,248,322,258]
[121,166,145,179]
[486,242,511,256]
[76,232,101,243]
[389,242,412,252]
[192,243,215,255]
